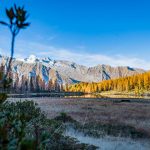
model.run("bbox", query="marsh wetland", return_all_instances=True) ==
[8,96,150,149]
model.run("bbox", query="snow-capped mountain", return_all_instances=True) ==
[24,55,39,63]
[0,55,145,92]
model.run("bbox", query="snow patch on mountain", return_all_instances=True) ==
[24,55,39,63]
[42,65,49,83]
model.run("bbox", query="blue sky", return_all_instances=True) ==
[0,0,150,69]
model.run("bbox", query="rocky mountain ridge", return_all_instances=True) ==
[0,55,145,91]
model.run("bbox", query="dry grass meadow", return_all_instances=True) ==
[9,97,150,137]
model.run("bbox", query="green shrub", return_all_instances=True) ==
[55,112,76,123]
[0,100,96,149]
[0,93,7,104]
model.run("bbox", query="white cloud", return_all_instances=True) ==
[1,40,150,70]
[0,47,9,56]
[47,35,57,41]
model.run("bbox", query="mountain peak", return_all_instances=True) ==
[24,55,39,63]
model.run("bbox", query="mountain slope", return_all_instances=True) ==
[68,71,150,94]
[0,55,145,91]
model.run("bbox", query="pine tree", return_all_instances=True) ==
[67,71,150,95]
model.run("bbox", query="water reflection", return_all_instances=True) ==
[8,92,150,99]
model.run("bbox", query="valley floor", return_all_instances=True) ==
[8,97,150,149]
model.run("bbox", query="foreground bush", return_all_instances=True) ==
[0,100,96,150]
[0,93,7,104]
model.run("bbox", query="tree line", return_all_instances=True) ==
[67,71,150,95]
[0,64,64,93]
